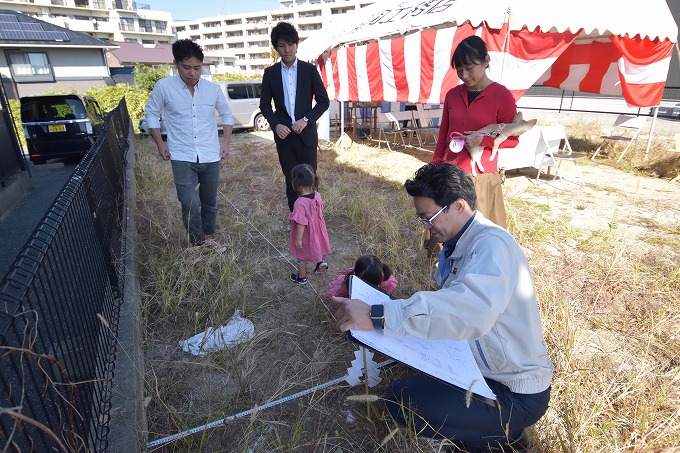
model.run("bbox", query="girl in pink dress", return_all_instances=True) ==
[288,164,331,285]
[327,255,398,297]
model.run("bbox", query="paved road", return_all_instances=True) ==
[0,162,76,279]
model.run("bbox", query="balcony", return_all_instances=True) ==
[114,0,148,10]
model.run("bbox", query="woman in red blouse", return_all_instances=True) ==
[432,35,518,228]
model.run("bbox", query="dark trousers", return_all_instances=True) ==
[276,133,317,211]
[385,375,550,451]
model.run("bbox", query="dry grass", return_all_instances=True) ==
[135,119,680,452]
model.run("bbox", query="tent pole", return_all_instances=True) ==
[645,106,659,161]
[341,100,345,150]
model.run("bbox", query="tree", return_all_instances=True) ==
[212,72,260,82]
[133,64,171,93]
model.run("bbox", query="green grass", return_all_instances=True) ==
[135,128,680,452]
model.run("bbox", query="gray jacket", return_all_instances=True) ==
[384,213,553,394]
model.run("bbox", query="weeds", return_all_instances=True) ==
[136,122,680,451]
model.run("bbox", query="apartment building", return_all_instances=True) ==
[174,0,377,75]
[0,0,173,44]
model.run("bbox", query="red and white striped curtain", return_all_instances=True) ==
[540,35,674,107]
[317,23,673,107]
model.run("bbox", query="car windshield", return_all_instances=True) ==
[21,97,87,122]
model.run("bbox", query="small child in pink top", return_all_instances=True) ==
[327,255,398,297]
[288,164,332,285]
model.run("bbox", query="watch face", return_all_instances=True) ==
[370,304,384,318]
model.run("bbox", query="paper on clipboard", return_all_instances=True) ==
[348,275,496,401]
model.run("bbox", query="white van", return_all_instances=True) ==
[217,80,269,131]
[140,79,270,135]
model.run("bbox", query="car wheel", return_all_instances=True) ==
[254,113,270,132]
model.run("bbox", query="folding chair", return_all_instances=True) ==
[591,114,647,163]
[376,112,416,151]
[413,104,440,146]
[536,125,587,188]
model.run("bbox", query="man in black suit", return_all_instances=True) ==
[260,22,330,212]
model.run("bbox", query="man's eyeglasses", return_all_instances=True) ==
[416,204,449,228]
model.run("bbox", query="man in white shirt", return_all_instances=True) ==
[145,39,233,251]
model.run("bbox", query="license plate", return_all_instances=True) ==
[48,124,65,133]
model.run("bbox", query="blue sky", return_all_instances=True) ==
[146,0,281,21]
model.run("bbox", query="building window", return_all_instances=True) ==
[142,39,155,44]
[124,38,137,42]
[331,7,354,14]
[300,24,321,31]
[228,43,244,49]
[139,19,153,32]
[114,0,133,10]
[189,24,199,30]
[7,52,53,82]
[226,31,243,37]
[246,16,266,24]
[299,11,321,18]
[120,17,135,31]
[155,21,166,33]
[175,26,185,32]
[224,19,241,26]
[92,0,106,8]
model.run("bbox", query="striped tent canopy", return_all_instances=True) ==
[297,0,677,107]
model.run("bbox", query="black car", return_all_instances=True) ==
[20,94,106,165]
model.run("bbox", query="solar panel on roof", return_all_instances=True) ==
[44,31,70,41]
[0,22,43,31]
[0,14,19,23]
[0,29,70,41]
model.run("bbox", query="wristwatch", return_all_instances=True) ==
[302,116,309,122]
[370,304,385,330]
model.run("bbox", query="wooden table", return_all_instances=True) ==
[346,102,381,140]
